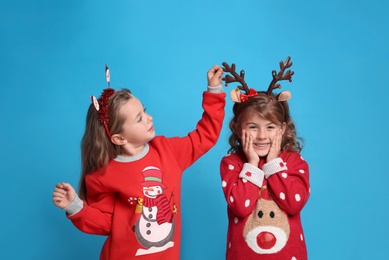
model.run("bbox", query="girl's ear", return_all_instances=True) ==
[110,134,126,146]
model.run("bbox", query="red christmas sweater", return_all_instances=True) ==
[67,90,225,260]
[220,151,310,260]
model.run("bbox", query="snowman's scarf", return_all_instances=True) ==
[143,195,173,224]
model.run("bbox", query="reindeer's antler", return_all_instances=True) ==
[222,62,250,94]
[267,56,294,95]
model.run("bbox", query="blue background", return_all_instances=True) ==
[1,0,388,259]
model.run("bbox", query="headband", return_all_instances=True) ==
[90,65,115,138]
[222,56,294,103]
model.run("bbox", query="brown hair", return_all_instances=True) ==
[222,57,303,155]
[78,88,133,199]
[227,93,303,154]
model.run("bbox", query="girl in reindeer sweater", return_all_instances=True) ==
[220,57,310,260]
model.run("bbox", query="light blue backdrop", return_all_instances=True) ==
[1,0,388,259]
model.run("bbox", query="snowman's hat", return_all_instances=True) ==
[139,166,167,189]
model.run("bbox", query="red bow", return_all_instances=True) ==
[240,88,258,102]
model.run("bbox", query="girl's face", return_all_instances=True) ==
[119,97,155,148]
[240,113,285,157]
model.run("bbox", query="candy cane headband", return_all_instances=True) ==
[90,65,115,138]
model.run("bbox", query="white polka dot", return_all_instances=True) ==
[229,196,234,203]
[279,192,285,200]
[228,164,234,170]
[295,194,301,202]
[222,181,227,187]
[300,155,305,160]
[281,172,288,178]
[242,178,248,183]
[244,199,250,207]
[228,242,232,249]
[300,233,304,241]
[234,217,239,224]
[299,169,305,174]
[291,257,297,260]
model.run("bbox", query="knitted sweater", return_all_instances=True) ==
[67,89,225,260]
[220,151,310,260]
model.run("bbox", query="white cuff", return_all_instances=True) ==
[239,163,265,188]
[64,195,84,216]
[207,84,223,93]
[263,158,287,179]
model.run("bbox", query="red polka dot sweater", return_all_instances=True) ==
[220,151,310,260]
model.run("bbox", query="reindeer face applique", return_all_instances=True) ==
[243,189,290,254]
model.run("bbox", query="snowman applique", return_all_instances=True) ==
[135,166,175,256]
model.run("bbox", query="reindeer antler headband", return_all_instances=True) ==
[90,65,115,138]
[222,56,294,103]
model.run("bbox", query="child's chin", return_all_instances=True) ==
[256,151,269,158]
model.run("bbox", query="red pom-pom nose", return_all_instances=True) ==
[257,231,276,250]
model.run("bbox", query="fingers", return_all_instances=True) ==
[52,182,75,208]
[273,129,282,144]
[61,182,74,191]
[209,64,222,74]
[244,130,252,152]
[242,130,259,165]
[207,65,224,86]
[52,183,66,202]
[267,129,282,162]
[208,67,223,79]
[241,130,249,149]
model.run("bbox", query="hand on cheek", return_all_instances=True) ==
[267,129,282,162]
[242,130,260,166]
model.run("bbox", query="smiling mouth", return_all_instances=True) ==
[254,143,269,148]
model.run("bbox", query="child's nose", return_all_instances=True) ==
[257,129,266,139]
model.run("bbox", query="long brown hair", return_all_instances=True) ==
[227,93,303,154]
[78,88,133,199]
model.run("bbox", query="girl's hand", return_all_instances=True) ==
[207,65,223,87]
[267,129,282,162]
[242,129,260,166]
[52,182,76,209]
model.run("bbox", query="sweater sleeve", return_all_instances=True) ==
[166,88,226,170]
[220,154,263,218]
[66,174,114,235]
[266,151,310,215]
